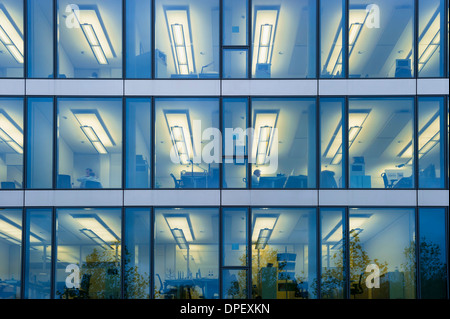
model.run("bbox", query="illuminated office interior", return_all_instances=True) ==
[0,0,448,301]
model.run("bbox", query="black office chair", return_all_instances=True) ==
[350,273,364,298]
[381,173,394,188]
[57,174,71,188]
[1,182,15,189]
[170,173,183,188]
[320,171,338,188]
[85,180,102,189]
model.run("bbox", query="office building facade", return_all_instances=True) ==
[0,0,448,300]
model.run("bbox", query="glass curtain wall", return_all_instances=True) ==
[0,0,24,77]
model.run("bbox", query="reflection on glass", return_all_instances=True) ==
[251,98,316,189]
[0,0,24,77]
[320,98,345,188]
[320,0,346,78]
[55,208,122,299]
[26,98,53,189]
[419,208,448,299]
[349,97,414,189]
[155,98,220,189]
[223,49,248,78]
[418,0,446,77]
[252,0,316,78]
[251,208,317,299]
[223,208,247,267]
[0,208,22,299]
[155,0,220,79]
[320,208,346,299]
[418,97,445,188]
[124,208,151,299]
[27,0,53,78]
[348,0,414,78]
[223,98,248,188]
[126,98,151,188]
[126,0,151,78]
[57,98,123,189]
[24,208,52,299]
[154,208,219,299]
[223,0,248,46]
[223,269,248,299]
[349,208,415,299]
[0,97,23,189]
[57,0,123,78]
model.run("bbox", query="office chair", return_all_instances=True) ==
[350,273,364,298]
[1,182,15,189]
[381,173,394,188]
[84,181,102,188]
[170,173,183,188]
[57,174,71,188]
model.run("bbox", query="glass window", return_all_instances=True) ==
[418,0,446,77]
[320,98,346,188]
[320,207,346,299]
[0,208,22,299]
[154,98,220,189]
[0,0,24,77]
[27,0,53,78]
[348,208,416,299]
[155,0,220,79]
[251,98,316,189]
[418,97,446,188]
[55,208,122,299]
[320,0,346,78]
[24,208,52,299]
[223,207,248,267]
[223,0,248,46]
[0,97,23,189]
[348,0,414,78]
[349,97,414,189]
[251,208,317,299]
[418,208,448,299]
[222,269,248,299]
[223,98,248,188]
[26,97,54,189]
[57,97,123,189]
[154,208,219,299]
[124,208,151,299]
[126,0,151,78]
[251,0,316,79]
[126,98,151,189]
[223,48,248,78]
[57,0,123,78]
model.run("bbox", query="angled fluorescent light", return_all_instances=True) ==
[80,228,113,250]
[418,10,441,72]
[165,8,195,75]
[252,110,278,166]
[164,214,195,246]
[253,8,278,70]
[252,215,278,242]
[324,214,371,248]
[164,110,195,165]
[348,9,368,57]
[0,109,23,154]
[70,6,116,65]
[73,214,119,244]
[171,228,189,250]
[255,228,273,250]
[0,7,24,64]
[72,110,115,154]
[0,214,42,244]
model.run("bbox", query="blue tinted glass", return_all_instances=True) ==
[418,0,446,77]
[223,49,248,78]
[0,0,24,77]
[252,0,316,78]
[419,208,447,299]
[57,97,123,189]
[26,97,53,189]
[349,0,414,78]
[55,208,122,299]
[155,0,220,79]
[27,0,53,78]
[126,98,151,189]
[222,269,248,299]
[223,207,247,266]
[0,208,22,299]
[154,98,220,189]
[320,98,345,188]
[321,0,346,78]
[251,98,316,189]
[126,0,151,78]
[251,208,317,299]
[24,208,52,299]
[223,0,248,46]
[57,0,123,78]
[418,97,445,188]
[223,98,248,188]
[154,208,219,299]
[0,97,23,189]
[349,97,415,189]
[124,208,151,299]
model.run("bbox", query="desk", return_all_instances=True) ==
[259,175,286,188]
[181,172,209,188]
[162,278,218,299]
